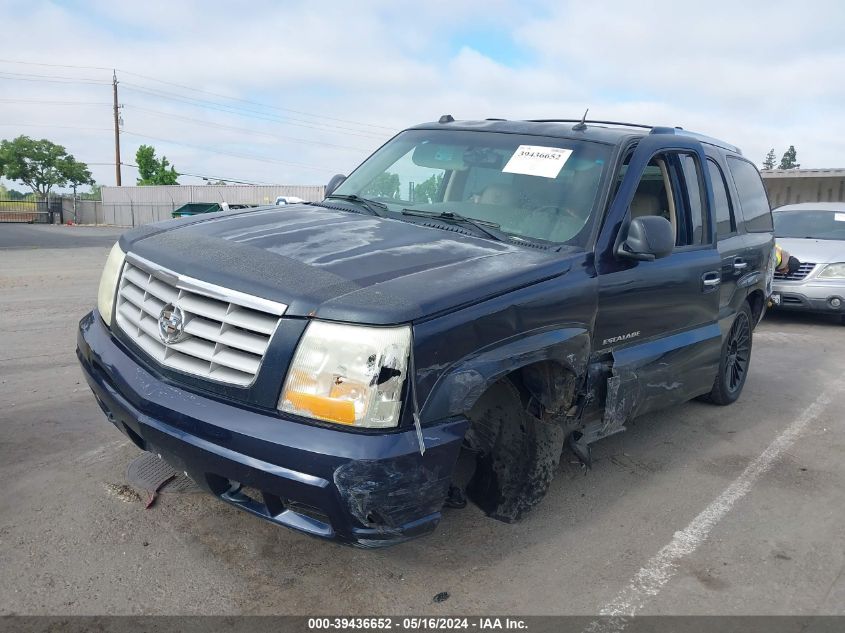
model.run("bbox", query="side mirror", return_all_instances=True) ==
[617,215,674,261]
[325,174,346,198]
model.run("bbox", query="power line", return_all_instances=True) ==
[0,123,111,132]
[0,98,111,106]
[0,122,339,174]
[121,130,337,173]
[117,163,277,186]
[77,162,280,185]
[0,58,396,132]
[121,82,387,139]
[0,60,378,178]
[0,73,109,85]
[0,70,388,142]
[82,163,278,185]
[118,69,395,132]
[0,70,109,84]
[0,59,112,72]
[124,103,371,152]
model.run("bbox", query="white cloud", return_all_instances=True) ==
[0,0,843,192]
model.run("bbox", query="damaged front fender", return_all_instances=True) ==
[419,327,591,422]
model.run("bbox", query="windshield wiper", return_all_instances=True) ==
[401,209,509,242]
[325,194,388,217]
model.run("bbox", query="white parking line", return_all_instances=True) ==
[589,389,834,630]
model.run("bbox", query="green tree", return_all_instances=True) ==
[762,148,777,170]
[363,172,400,199]
[778,145,800,170]
[60,155,94,195]
[0,135,92,198]
[135,144,179,185]
[413,173,443,203]
[4,188,27,200]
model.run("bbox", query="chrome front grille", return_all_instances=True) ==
[773,262,816,281]
[115,255,286,386]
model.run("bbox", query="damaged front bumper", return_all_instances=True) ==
[76,311,467,547]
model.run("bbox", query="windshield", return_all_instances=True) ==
[773,209,845,240]
[332,129,612,246]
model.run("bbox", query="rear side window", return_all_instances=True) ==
[707,159,736,237]
[727,157,773,232]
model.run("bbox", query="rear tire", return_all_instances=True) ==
[464,377,565,523]
[705,302,754,405]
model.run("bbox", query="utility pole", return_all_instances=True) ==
[112,70,122,186]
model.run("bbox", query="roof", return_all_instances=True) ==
[761,168,845,179]
[409,118,741,153]
[773,202,845,212]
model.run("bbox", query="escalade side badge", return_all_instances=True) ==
[602,331,640,346]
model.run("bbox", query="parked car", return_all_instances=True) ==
[770,202,845,323]
[77,117,774,547]
[275,196,305,205]
[171,202,255,218]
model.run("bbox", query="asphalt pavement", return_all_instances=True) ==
[0,224,126,250]
[0,225,842,616]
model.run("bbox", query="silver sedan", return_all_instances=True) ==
[771,202,845,323]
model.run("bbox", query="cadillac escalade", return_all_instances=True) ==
[77,117,775,547]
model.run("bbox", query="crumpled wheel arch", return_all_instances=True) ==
[464,375,566,523]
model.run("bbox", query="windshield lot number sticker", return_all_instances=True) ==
[503,145,573,179]
[835,213,845,222]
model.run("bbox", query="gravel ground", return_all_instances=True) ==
[0,225,842,616]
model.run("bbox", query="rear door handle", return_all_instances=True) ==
[702,271,721,290]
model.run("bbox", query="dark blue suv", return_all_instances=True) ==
[77,118,775,547]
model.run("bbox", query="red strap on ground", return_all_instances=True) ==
[144,474,176,509]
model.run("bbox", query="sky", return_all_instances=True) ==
[1,0,844,192]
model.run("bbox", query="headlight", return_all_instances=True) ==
[279,321,411,428]
[97,242,125,326]
[818,263,845,279]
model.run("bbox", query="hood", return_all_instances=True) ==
[777,237,845,265]
[123,205,573,324]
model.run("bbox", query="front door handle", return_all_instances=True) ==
[734,258,748,271]
[702,271,721,291]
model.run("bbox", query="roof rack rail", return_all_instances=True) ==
[648,126,742,155]
[527,119,653,129]
[525,119,741,155]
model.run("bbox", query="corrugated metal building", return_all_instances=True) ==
[761,168,845,209]
[99,184,325,226]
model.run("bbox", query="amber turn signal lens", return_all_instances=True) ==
[284,391,356,425]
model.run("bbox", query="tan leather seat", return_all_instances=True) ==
[629,158,677,240]
[630,191,662,218]
[478,184,515,206]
